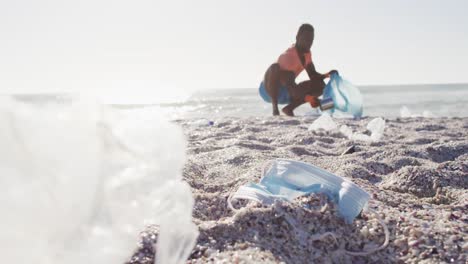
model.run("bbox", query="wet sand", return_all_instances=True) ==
[128,116,467,264]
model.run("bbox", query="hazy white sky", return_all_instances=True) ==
[1,0,467,95]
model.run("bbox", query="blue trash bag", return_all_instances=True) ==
[258,81,290,105]
[322,73,363,118]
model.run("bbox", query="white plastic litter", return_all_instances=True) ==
[400,106,435,118]
[308,113,338,132]
[422,110,436,118]
[367,117,386,141]
[308,114,386,142]
[339,124,353,138]
[0,97,198,264]
[340,117,386,142]
[400,106,413,118]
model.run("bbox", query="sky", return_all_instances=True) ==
[0,0,467,97]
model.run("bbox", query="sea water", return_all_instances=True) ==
[156,83,468,119]
[10,83,468,120]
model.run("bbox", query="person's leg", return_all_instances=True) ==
[281,98,303,116]
[282,78,326,116]
[297,78,326,98]
[264,63,282,115]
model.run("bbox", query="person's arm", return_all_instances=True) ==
[305,62,326,81]
[284,69,321,102]
[306,62,338,81]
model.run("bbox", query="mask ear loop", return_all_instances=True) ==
[275,200,388,256]
[344,207,390,256]
[227,192,240,213]
[228,197,389,256]
[227,160,275,213]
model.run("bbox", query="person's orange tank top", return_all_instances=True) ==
[277,45,312,77]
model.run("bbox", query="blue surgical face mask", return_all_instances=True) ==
[229,159,370,224]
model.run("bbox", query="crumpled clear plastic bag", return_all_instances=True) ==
[0,97,198,264]
[340,117,386,142]
[308,112,338,132]
[322,73,363,118]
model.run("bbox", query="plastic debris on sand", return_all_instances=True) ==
[340,117,386,142]
[308,114,386,142]
[400,106,435,118]
[0,98,198,264]
[308,113,338,132]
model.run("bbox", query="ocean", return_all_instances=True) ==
[157,83,468,119]
[8,83,468,120]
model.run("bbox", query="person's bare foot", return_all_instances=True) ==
[273,109,280,116]
[281,106,294,116]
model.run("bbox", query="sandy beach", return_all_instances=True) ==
[128,116,467,264]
